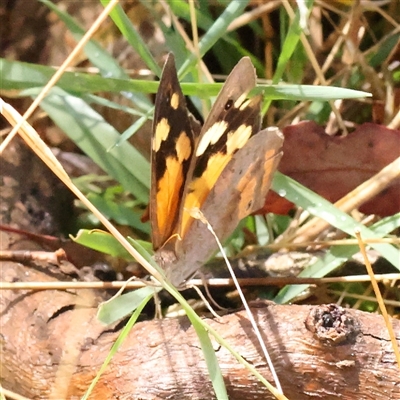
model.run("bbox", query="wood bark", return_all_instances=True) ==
[1,251,399,400]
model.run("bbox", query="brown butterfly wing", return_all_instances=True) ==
[151,56,284,286]
[167,127,284,286]
[150,54,197,250]
[179,57,262,239]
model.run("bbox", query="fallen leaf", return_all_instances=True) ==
[263,121,400,216]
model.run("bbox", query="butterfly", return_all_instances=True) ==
[150,54,284,286]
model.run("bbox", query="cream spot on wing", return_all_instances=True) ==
[239,98,251,110]
[176,131,192,162]
[153,118,170,151]
[234,93,247,108]
[196,120,228,156]
[226,125,252,155]
[170,93,179,109]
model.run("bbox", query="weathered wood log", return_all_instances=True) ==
[1,252,399,400]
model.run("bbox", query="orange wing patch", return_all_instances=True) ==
[150,54,196,250]
[179,96,260,239]
[180,152,229,238]
[156,131,193,242]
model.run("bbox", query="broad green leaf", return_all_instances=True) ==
[98,286,159,324]
[87,193,150,234]
[73,229,134,259]
[73,229,152,259]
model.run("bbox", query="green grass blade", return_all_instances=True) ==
[272,174,400,304]
[370,213,400,234]
[167,289,229,399]
[40,0,126,79]
[180,0,250,75]
[1,58,371,102]
[272,172,400,266]
[0,58,158,95]
[166,0,263,73]
[112,112,151,148]
[168,0,215,31]
[39,89,150,201]
[272,1,313,84]
[254,84,371,101]
[82,290,154,400]
[190,321,229,400]
[84,94,147,117]
[41,0,152,110]
[273,4,309,84]
[100,0,161,76]
[176,286,283,398]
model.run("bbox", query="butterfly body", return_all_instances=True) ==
[150,54,284,286]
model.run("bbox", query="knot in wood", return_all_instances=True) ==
[305,304,360,346]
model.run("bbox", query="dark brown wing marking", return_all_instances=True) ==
[150,54,196,250]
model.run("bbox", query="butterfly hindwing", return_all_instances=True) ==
[168,127,284,286]
[150,54,196,250]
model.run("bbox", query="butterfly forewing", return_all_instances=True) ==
[179,57,262,239]
[150,54,196,250]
